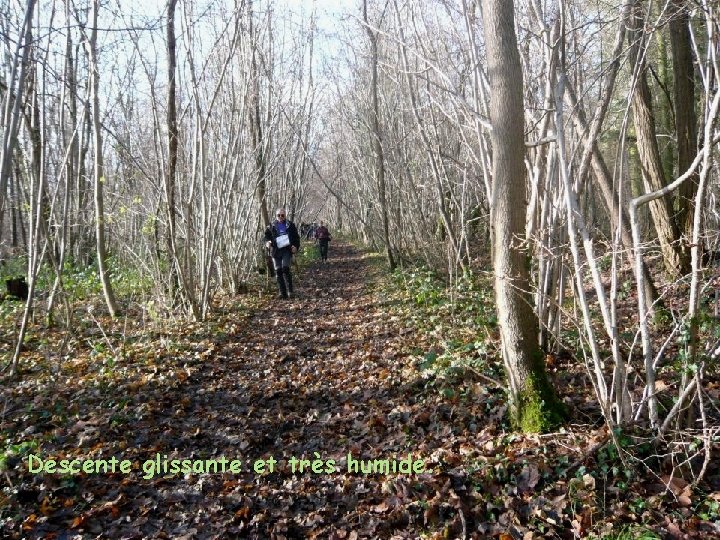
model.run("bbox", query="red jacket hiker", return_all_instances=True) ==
[314,221,331,262]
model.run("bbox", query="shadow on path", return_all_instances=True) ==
[7,242,481,539]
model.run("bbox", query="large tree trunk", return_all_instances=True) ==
[670,0,699,429]
[482,0,565,432]
[628,1,688,278]
[670,0,697,243]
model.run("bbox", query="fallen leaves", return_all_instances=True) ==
[2,243,720,538]
[662,475,693,507]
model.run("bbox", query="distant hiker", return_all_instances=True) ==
[314,221,332,262]
[264,208,301,299]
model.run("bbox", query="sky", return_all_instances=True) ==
[0,0,360,136]
[114,0,357,37]
[104,0,358,82]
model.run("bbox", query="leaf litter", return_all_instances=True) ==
[1,242,719,538]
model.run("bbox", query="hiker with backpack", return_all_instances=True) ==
[264,208,301,299]
[314,221,332,262]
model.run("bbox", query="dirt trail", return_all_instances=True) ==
[9,242,474,539]
[183,241,432,537]
[10,244,720,538]
[5,242,492,539]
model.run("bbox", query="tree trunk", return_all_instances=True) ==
[87,0,119,317]
[656,29,674,183]
[248,0,270,230]
[166,0,180,297]
[482,0,565,432]
[670,0,697,244]
[364,0,396,271]
[628,1,688,278]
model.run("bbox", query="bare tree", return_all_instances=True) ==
[84,0,119,317]
[482,0,565,432]
[363,0,395,271]
[628,0,688,278]
[0,0,36,241]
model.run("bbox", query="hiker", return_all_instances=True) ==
[314,220,332,262]
[264,208,301,299]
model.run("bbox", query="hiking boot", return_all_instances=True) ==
[276,273,287,298]
[283,267,294,294]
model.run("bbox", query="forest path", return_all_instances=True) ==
[10,243,712,539]
[181,240,437,537]
[8,242,479,539]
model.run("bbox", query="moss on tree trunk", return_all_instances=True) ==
[511,353,568,433]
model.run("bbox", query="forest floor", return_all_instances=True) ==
[1,241,720,539]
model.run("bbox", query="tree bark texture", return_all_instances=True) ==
[628,1,688,278]
[670,0,698,242]
[482,0,564,432]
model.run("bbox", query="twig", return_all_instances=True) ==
[466,366,506,391]
[86,307,119,358]
[691,376,714,489]
[657,364,703,438]
[566,429,611,473]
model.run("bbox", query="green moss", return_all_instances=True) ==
[511,356,568,433]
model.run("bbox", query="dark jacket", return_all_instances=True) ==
[314,226,331,243]
[264,219,301,257]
